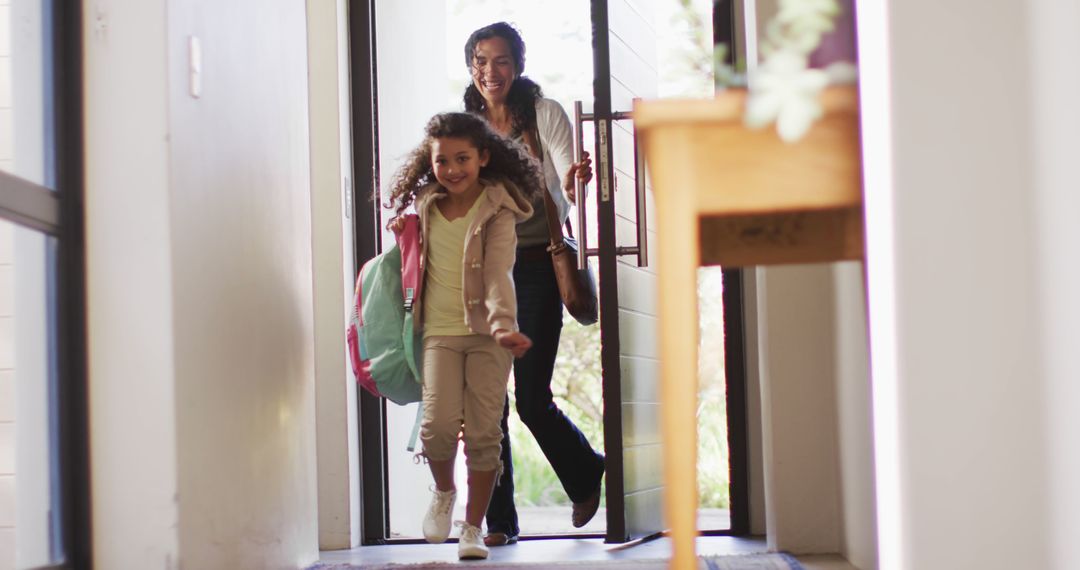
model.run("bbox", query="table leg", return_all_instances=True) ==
[656,198,701,569]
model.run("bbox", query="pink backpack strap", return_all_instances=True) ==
[397,214,422,311]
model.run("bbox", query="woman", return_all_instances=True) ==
[462,21,605,547]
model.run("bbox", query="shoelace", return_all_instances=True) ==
[429,486,454,515]
[454,520,481,539]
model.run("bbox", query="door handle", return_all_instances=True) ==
[573,101,594,270]
[574,100,649,269]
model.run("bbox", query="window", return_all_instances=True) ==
[0,1,88,568]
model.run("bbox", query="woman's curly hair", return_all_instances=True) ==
[384,112,544,226]
[462,21,543,138]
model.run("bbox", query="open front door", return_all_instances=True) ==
[589,0,663,543]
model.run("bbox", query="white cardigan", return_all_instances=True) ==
[534,97,575,224]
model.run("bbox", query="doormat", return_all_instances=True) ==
[311,552,804,570]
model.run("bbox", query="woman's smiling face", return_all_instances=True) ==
[470,37,517,105]
[430,136,489,196]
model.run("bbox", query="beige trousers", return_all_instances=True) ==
[420,334,512,471]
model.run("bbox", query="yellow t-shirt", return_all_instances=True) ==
[423,196,483,337]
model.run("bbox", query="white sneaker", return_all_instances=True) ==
[422,487,456,544]
[456,521,489,560]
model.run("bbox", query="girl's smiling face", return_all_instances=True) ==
[470,37,517,106]
[431,136,489,196]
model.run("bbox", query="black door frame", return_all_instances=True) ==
[716,0,751,538]
[346,0,393,545]
[348,0,750,543]
[591,0,750,541]
[588,0,630,544]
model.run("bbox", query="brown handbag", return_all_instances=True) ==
[541,191,599,326]
[523,127,599,326]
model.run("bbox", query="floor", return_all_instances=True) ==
[326,506,858,569]
[317,535,858,569]
[388,507,731,540]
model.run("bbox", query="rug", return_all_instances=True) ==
[311,552,804,570]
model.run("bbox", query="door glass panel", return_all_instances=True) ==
[696,267,730,531]
[375,0,724,540]
[1,1,64,567]
[0,0,48,187]
[657,0,716,99]
[1,220,62,569]
[654,0,730,533]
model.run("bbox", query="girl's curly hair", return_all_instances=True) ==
[384,112,544,226]
[462,22,543,138]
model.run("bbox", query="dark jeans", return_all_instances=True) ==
[485,252,606,536]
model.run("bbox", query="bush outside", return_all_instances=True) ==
[508,267,729,510]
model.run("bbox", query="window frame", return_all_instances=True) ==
[0,0,91,567]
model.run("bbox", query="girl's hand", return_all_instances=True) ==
[389,216,406,233]
[562,151,593,205]
[494,330,533,358]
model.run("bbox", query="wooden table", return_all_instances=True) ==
[633,86,862,570]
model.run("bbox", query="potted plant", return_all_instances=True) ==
[635,0,861,266]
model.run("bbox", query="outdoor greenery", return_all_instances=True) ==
[504,308,603,508]
[508,267,730,510]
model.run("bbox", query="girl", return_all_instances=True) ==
[385,112,542,560]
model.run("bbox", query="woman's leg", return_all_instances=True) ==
[512,258,605,505]
[483,397,518,541]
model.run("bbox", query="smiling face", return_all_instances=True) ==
[431,136,489,197]
[470,37,517,106]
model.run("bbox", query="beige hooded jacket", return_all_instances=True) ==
[413,178,534,337]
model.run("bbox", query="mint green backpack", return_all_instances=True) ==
[347,214,423,449]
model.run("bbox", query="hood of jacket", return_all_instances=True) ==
[413,178,534,223]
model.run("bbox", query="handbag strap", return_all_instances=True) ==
[526,128,576,246]
[541,190,567,248]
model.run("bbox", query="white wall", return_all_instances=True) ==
[757,264,842,555]
[866,1,1071,569]
[84,0,180,566]
[85,0,319,567]
[743,0,877,565]
[742,269,767,536]
[308,0,361,550]
[1030,2,1080,568]
[166,0,318,566]
[756,263,877,568]
[832,263,876,570]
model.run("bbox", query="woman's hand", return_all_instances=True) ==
[562,151,593,205]
[494,330,533,358]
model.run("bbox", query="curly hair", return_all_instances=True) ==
[462,21,543,138]
[384,112,544,227]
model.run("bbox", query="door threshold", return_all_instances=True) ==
[317,534,769,567]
